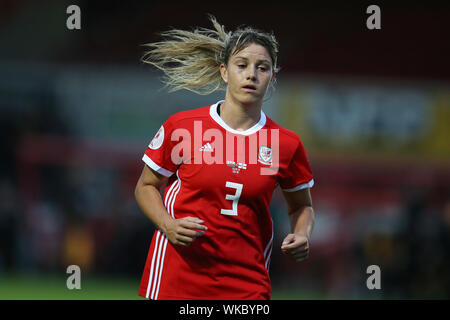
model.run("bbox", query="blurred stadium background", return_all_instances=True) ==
[0,0,449,299]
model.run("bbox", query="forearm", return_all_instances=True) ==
[135,184,173,234]
[288,206,315,240]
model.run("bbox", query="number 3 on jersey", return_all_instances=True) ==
[221,181,243,216]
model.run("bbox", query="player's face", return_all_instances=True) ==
[220,43,274,106]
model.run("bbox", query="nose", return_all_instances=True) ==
[246,66,257,81]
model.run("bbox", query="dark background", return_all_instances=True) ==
[0,0,449,299]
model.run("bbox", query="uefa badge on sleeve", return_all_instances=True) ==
[258,146,273,165]
[149,125,164,150]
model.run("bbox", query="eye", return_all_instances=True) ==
[237,64,246,69]
[258,66,269,72]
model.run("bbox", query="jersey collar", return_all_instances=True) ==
[209,100,267,136]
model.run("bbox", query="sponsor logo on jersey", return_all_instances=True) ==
[227,160,247,174]
[149,125,164,150]
[149,119,280,175]
[199,142,214,152]
[258,146,272,165]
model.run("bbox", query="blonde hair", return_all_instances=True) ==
[141,15,279,95]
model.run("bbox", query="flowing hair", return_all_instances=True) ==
[141,15,279,95]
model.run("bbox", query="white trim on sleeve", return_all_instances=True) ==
[142,154,174,177]
[282,179,314,192]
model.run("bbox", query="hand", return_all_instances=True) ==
[164,216,208,247]
[281,234,309,262]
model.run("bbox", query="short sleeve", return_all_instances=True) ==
[278,139,314,192]
[142,117,179,177]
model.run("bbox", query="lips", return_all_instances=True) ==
[242,84,257,92]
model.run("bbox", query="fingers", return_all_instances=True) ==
[282,246,309,259]
[281,234,308,251]
[178,227,204,238]
[281,240,308,251]
[170,216,208,247]
[285,247,309,262]
[281,234,310,262]
[178,217,207,238]
[173,231,204,247]
[293,251,309,262]
[281,233,296,246]
[174,234,197,246]
[284,245,308,254]
[179,218,208,231]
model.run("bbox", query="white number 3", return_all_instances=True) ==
[221,181,243,216]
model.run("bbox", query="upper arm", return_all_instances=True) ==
[136,164,169,192]
[281,188,313,215]
[278,137,314,192]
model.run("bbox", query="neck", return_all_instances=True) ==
[219,94,262,132]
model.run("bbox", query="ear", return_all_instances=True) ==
[220,63,228,84]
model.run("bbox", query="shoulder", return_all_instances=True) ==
[165,105,211,127]
[264,115,303,147]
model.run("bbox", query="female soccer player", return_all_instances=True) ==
[134,16,315,300]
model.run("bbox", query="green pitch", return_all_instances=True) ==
[0,273,326,300]
[0,273,142,300]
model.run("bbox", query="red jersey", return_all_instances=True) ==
[138,100,314,300]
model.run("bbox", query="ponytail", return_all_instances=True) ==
[141,15,279,95]
[141,15,230,95]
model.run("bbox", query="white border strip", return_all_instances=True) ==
[209,100,267,136]
[142,154,174,177]
[153,179,180,299]
[153,177,180,299]
[150,231,164,299]
[282,179,314,192]
[154,234,168,299]
[264,231,274,270]
[145,230,160,299]
[146,173,181,300]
